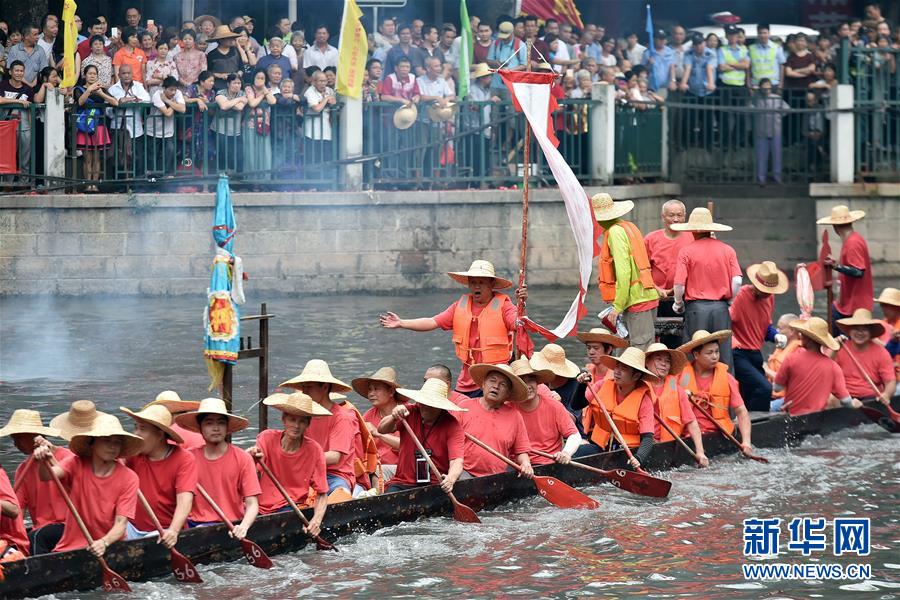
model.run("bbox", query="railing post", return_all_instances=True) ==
[339,96,363,191]
[590,82,615,185]
[830,84,854,183]
[660,105,669,180]
[44,88,66,181]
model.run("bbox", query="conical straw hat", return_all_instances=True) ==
[644,343,688,376]
[677,329,733,354]
[469,363,529,402]
[670,207,732,232]
[173,398,250,434]
[120,404,184,444]
[280,359,352,392]
[143,390,201,414]
[69,414,145,458]
[352,367,401,398]
[208,24,239,41]
[530,343,580,379]
[576,327,629,347]
[263,392,332,417]
[591,193,634,222]
[427,101,457,123]
[875,287,900,308]
[50,400,106,441]
[746,261,789,295]
[446,259,513,289]
[393,104,418,129]
[396,378,467,412]
[509,356,554,384]
[599,346,657,379]
[470,63,492,79]
[790,317,838,351]
[836,308,886,338]
[816,204,865,225]
[0,409,60,438]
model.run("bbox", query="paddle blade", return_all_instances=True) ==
[239,538,273,569]
[859,406,900,433]
[607,469,672,498]
[534,476,599,510]
[744,453,770,464]
[100,561,131,593]
[453,502,482,523]
[170,549,203,583]
[313,535,338,552]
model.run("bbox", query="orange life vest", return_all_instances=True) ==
[767,339,800,398]
[581,363,613,434]
[680,362,735,435]
[343,403,382,492]
[451,293,514,365]
[654,375,684,442]
[586,378,649,449]
[598,220,656,303]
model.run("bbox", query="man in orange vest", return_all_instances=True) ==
[571,327,628,440]
[581,347,658,469]
[678,330,755,457]
[592,193,660,350]
[644,343,709,467]
[380,260,526,397]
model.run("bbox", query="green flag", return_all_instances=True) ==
[458,0,472,99]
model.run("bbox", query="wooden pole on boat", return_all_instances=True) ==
[515,40,534,357]
[838,341,900,423]
[195,484,273,569]
[685,393,770,463]
[258,302,270,431]
[821,230,835,332]
[136,490,203,583]
[652,413,701,465]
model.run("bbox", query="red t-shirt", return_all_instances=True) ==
[170,423,206,450]
[730,285,775,350]
[456,397,531,477]
[188,444,261,523]
[834,343,894,398]
[390,404,465,486]
[433,294,518,392]
[835,231,873,316]
[674,237,742,301]
[0,469,29,555]
[362,406,401,464]
[690,369,744,432]
[514,389,578,465]
[14,446,73,529]
[776,346,849,415]
[54,455,139,553]
[644,229,694,289]
[255,429,327,514]
[126,446,198,531]
[305,406,358,488]
[473,43,491,65]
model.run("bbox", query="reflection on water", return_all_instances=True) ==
[1,290,898,599]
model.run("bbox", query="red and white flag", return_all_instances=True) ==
[500,70,600,341]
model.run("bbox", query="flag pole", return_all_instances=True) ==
[516,41,534,357]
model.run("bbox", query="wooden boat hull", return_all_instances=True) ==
[0,406,872,599]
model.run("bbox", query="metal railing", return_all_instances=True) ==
[846,46,899,181]
[614,103,664,179]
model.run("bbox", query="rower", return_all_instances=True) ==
[423,363,471,405]
[817,205,873,334]
[764,313,802,402]
[773,317,860,415]
[353,367,402,484]
[457,363,534,479]
[579,347,658,469]
[280,360,360,496]
[0,460,29,561]
[34,413,142,557]
[643,199,694,348]
[377,378,467,493]
[247,393,330,537]
[121,404,198,548]
[529,343,582,428]
[874,288,900,393]
[0,410,70,555]
[174,398,260,539]
[834,309,896,405]
[509,357,582,466]
[730,261,789,411]
[379,259,527,397]
[644,343,709,467]
[572,327,629,438]
[671,207,742,370]
[678,330,755,456]
[143,391,205,450]
[592,192,660,349]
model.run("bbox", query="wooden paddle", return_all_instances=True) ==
[686,394,769,463]
[652,413,703,466]
[195,484,273,569]
[584,383,650,474]
[136,490,203,582]
[531,449,671,498]
[464,433,599,509]
[398,417,480,523]
[254,457,339,550]
[839,341,900,426]
[46,466,131,592]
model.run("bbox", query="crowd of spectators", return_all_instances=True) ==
[0,3,897,188]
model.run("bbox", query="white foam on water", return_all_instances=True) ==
[593,537,616,544]
[673,522,693,528]
[532,570,556,578]
[870,580,900,589]
[701,513,714,518]
[839,581,881,592]
[647,573,676,581]
[716,582,767,590]
[402,577,444,588]
[884,563,900,569]
[681,540,693,544]
[585,580,643,588]
[495,565,522,571]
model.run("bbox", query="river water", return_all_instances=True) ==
[1,289,898,599]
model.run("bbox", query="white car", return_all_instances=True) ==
[687,23,821,46]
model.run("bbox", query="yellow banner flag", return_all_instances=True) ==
[60,0,78,87]
[336,0,367,98]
